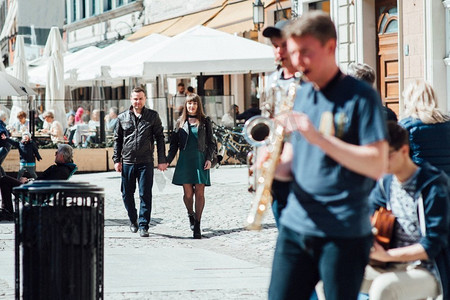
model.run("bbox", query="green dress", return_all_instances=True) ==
[172,124,211,186]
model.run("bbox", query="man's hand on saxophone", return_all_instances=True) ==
[273,142,294,181]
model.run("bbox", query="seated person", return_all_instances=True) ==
[221,104,239,128]
[0,144,76,220]
[236,101,261,123]
[65,113,76,145]
[84,109,100,147]
[105,107,118,134]
[10,111,29,135]
[40,111,65,144]
[361,121,450,300]
[72,115,90,147]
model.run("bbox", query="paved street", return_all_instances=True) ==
[0,165,278,299]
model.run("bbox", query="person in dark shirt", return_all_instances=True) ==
[0,144,76,220]
[2,132,42,179]
[269,12,388,300]
[236,101,261,122]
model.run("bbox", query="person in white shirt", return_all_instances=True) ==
[41,111,64,144]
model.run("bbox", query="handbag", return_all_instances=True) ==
[369,207,396,267]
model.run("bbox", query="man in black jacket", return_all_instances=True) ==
[0,144,76,221]
[113,86,167,237]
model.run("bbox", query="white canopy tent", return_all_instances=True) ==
[108,35,171,79]
[28,46,101,87]
[110,26,275,79]
[142,26,276,78]
[77,34,169,84]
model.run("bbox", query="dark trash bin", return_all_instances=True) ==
[14,181,104,300]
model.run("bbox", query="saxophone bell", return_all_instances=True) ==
[243,116,275,147]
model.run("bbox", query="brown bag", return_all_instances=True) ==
[369,207,396,267]
[371,207,396,249]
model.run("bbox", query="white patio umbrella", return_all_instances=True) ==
[44,27,67,128]
[9,35,30,126]
[0,71,37,97]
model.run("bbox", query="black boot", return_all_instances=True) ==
[188,213,196,231]
[193,220,201,239]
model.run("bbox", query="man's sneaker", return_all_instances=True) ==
[130,222,138,233]
[139,228,149,237]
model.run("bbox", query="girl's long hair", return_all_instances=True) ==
[178,93,206,127]
[401,80,450,124]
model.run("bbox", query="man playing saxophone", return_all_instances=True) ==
[253,19,299,227]
[268,11,388,300]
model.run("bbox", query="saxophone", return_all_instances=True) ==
[243,76,300,230]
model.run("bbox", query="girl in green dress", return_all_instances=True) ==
[167,94,216,239]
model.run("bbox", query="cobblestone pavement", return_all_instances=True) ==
[0,165,278,299]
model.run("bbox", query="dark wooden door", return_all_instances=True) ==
[376,1,399,115]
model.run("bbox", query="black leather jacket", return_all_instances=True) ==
[113,106,167,165]
[167,117,216,164]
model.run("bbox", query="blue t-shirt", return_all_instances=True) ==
[281,72,387,238]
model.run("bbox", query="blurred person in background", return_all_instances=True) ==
[399,80,450,176]
[221,104,239,128]
[75,107,84,124]
[347,62,397,122]
[2,131,41,179]
[0,111,11,176]
[11,111,29,134]
[0,144,76,221]
[41,111,64,144]
[105,107,119,134]
[362,121,450,300]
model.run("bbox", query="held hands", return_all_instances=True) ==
[204,160,211,170]
[157,163,168,171]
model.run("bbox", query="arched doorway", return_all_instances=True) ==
[376,1,399,115]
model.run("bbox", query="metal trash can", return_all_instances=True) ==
[13,181,104,300]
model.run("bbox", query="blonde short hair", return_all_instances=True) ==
[43,111,54,119]
[401,80,450,124]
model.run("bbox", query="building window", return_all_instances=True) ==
[309,0,331,14]
[91,0,96,16]
[104,0,112,12]
[116,0,123,6]
[81,0,86,19]
[72,0,77,22]
[378,7,398,34]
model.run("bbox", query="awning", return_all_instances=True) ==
[161,6,223,36]
[141,26,275,78]
[206,0,254,34]
[128,5,223,40]
[127,17,181,41]
[0,0,18,41]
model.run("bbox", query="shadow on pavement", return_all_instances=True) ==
[105,218,163,226]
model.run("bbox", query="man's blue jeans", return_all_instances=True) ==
[269,226,372,300]
[121,163,154,230]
